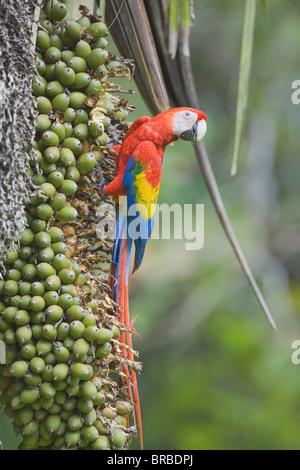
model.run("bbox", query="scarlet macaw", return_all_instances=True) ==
[104,107,207,449]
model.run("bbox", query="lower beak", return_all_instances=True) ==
[180,119,207,142]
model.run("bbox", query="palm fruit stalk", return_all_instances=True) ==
[0,0,139,450]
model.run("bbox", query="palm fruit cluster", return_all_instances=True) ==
[0,0,138,450]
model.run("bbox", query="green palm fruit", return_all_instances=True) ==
[65,21,84,41]
[69,91,87,109]
[58,206,78,224]
[50,122,66,141]
[44,291,60,306]
[14,310,30,326]
[88,121,104,138]
[78,16,91,28]
[65,167,80,183]
[30,357,45,375]
[36,114,51,133]
[6,269,22,282]
[91,436,110,450]
[42,324,57,341]
[21,389,40,405]
[53,364,69,382]
[68,57,87,73]
[81,382,97,401]
[58,268,76,285]
[73,73,91,90]
[96,132,109,146]
[87,22,107,42]
[74,110,89,126]
[82,425,99,443]
[39,183,56,200]
[18,406,34,425]
[111,429,127,449]
[42,365,54,382]
[0,2,136,452]
[15,326,32,345]
[75,40,91,59]
[45,415,61,435]
[44,0,59,16]
[69,321,85,339]
[62,122,73,138]
[59,148,76,167]
[60,180,77,196]
[21,229,35,246]
[50,35,63,50]
[95,343,112,359]
[46,81,64,98]
[53,345,70,363]
[83,326,99,343]
[83,409,97,427]
[67,415,83,432]
[46,305,64,324]
[41,130,60,148]
[38,247,55,263]
[77,152,96,175]
[4,280,19,296]
[62,137,83,155]
[21,344,36,360]
[61,50,75,64]
[36,57,46,76]
[73,123,88,141]
[40,20,54,35]
[47,170,64,189]
[37,31,51,51]
[96,328,113,344]
[52,93,70,112]
[91,36,108,49]
[50,3,67,22]
[45,47,62,64]
[56,65,76,87]
[87,49,109,69]
[72,338,90,359]
[44,63,56,81]
[33,76,47,97]
[63,107,76,123]
[10,361,29,378]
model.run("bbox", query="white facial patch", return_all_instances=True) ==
[173,110,198,136]
[196,119,207,142]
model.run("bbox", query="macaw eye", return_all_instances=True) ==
[184,112,191,118]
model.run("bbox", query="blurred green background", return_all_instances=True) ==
[1,0,300,450]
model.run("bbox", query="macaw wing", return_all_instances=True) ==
[122,142,161,273]
[123,116,152,141]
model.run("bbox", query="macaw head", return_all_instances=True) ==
[172,107,207,143]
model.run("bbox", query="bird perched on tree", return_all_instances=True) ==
[106,0,277,328]
[104,107,207,449]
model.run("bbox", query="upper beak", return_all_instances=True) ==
[180,119,207,143]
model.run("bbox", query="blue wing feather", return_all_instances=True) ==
[113,156,156,285]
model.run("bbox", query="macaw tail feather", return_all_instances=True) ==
[132,242,146,274]
[114,237,143,450]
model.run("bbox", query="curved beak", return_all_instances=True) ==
[180,119,207,143]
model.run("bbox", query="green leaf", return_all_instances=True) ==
[181,0,191,28]
[231,0,257,176]
[168,0,180,58]
[169,0,180,32]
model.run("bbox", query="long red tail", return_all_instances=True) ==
[116,239,143,449]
